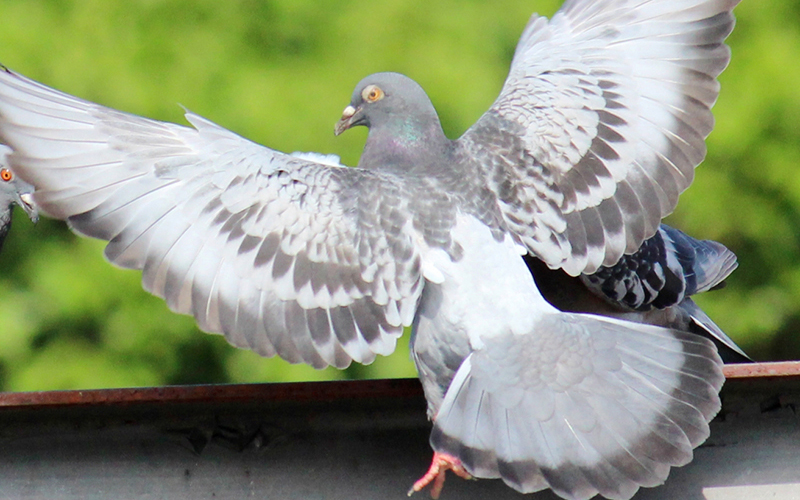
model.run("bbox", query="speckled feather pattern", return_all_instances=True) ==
[460,0,739,275]
[580,225,738,312]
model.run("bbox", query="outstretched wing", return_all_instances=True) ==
[0,66,430,369]
[459,0,739,275]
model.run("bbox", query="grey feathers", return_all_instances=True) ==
[431,317,724,499]
[0,71,435,368]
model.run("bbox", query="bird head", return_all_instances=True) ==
[0,164,38,224]
[334,72,440,137]
[334,73,448,171]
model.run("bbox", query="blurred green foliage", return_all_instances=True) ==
[0,0,792,391]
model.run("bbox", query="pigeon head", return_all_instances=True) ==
[334,72,449,170]
[0,157,37,223]
[0,150,38,254]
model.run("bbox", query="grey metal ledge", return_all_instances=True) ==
[0,363,798,499]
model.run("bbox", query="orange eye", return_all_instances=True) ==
[0,168,12,182]
[362,85,385,103]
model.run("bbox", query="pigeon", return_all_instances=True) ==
[0,0,739,498]
[0,145,37,254]
[528,224,749,363]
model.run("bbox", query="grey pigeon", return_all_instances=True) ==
[0,0,739,498]
[0,145,37,254]
[528,224,749,363]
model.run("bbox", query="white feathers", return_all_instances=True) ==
[417,214,558,349]
[290,151,343,168]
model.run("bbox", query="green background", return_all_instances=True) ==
[0,0,793,391]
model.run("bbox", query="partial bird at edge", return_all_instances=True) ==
[0,144,37,254]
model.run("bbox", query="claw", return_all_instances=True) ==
[408,452,472,499]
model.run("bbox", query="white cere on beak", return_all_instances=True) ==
[19,193,34,207]
[341,105,356,119]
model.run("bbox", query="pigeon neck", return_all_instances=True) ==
[358,118,451,173]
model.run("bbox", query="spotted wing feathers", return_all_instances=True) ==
[460,0,739,275]
[580,224,738,312]
[0,66,429,368]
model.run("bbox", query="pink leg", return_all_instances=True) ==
[408,451,472,499]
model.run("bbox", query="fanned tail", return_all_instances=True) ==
[431,314,723,500]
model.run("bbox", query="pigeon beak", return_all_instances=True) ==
[334,105,361,136]
[18,193,38,223]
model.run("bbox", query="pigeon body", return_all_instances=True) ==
[0,145,37,253]
[0,0,741,498]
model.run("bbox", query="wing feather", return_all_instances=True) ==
[460,0,738,275]
[0,66,435,368]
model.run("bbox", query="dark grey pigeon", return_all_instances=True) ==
[527,224,749,363]
[0,145,37,254]
[0,0,740,499]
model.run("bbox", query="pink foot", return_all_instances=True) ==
[408,452,472,499]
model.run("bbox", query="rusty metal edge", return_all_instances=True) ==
[0,362,797,410]
[0,378,424,409]
[722,361,800,378]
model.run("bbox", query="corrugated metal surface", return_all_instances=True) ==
[0,363,798,499]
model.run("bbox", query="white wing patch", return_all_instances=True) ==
[290,151,343,168]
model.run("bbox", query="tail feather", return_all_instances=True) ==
[431,313,723,500]
[687,236,738,294]
[680,298,751,362]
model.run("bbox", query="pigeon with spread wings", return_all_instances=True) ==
[0,0,739,498]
